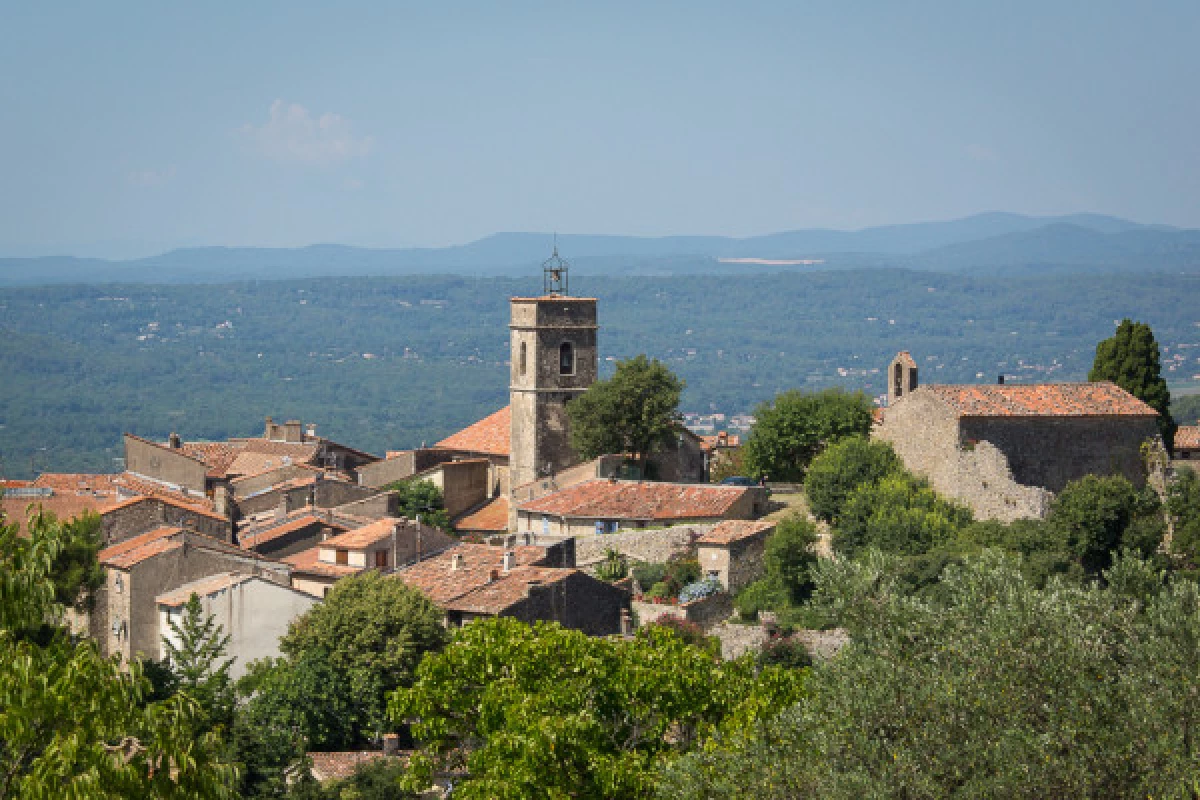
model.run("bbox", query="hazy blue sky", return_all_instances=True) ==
[2,2,1198,257]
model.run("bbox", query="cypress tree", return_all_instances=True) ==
[1089,318,1176,448]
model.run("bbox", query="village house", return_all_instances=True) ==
[877,351,1162,521]
[284,517,456,597]
[695,519,776,593]
[515,479,766,538]
[93,526,291,663]
[157,572,318,679]
[1175,426,1200,463]
[394,541,627,634]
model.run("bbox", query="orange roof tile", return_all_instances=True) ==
[98,526,185,568]
[156,572,255,606]
[697,519,776,546]
[517,480,752,521]
[1176,426,1200,450]
[283,546,363,578]
[699,433,741,453]
[104,493,226,522]
[435,406,511,457]
[32,473,123,492]
[454,496,510,533]
[924,382,1158,418]
[111,472,215,511]
[445,565,574,614]
[395,543,550,605]
[322,518,399,550]
[2,492,124,535]
[307,751,406,783]
[240,514,348,550]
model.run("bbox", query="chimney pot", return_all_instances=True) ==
[502,550,516,573]
[997,374,1005,385]
[168,432,181,450]
[450,552,464,571]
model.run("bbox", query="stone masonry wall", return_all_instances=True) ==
[573,523,711,566]
[102,499,231,545]
[124,435,208,493]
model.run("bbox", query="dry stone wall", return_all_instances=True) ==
[574,523,713,566]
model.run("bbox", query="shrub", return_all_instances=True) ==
[755,636,812,670]
[678,578,722,604]
[646,581,672,601]
[643,616,720,657]
[734,579,787,622]
[664,557,702,595]
[595,548,628,582]
[804,436,901,523]
[631,561,667,590]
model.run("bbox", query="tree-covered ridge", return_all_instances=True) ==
[1,268,1198,477]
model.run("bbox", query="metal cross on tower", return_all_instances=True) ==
[542,235,569,296]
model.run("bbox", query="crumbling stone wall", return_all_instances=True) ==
[573,523,711,566]
[102,498,231,545]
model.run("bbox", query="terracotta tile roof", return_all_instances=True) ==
[178,441,243,477]
[697,519,776,546]
[33,473,123,492]
[98,526,184,569]
[322,518,398,550]
[1176,426,1200,450]
[240,514,348,550]
[435,406,511,457]
[156,572,254,607]
[0,479,32,489]
[445,565,574,614]
[395,543,549,605]
[225,450,316,479]
[111,472,215,511]
[924,382,1159,418]
[283,546,363,578]
[894,350,918,368]
[453,496,510,533]
[517,480,752,522]
[307,751,406,783]
[699,433,741,453]
[2,492,124,535]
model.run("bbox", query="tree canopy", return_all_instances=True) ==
[803,436,901,524]
[161,594,236,734]
[0,510,237,798]
[380,478,452,533]
[741,388,874,482]
[1089,318,1175,447]
[567,354,684,470]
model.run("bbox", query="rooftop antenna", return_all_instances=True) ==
[542,234,569,296]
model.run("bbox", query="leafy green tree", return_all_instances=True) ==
[1047,473,1165,574]
[163,594,236,732]
[803,436,901,524]
[380,478,451,533]
[1089,318,1176,448]
[567,354,685,471]
[41,509,106,612]
[742,388,874,482]
[317,757,415,800]
[233,652,362,797]
[832,472,972,558]
[280,571,447,736]
[0,511,237,798]
[389,617,805,799]
[956,517,1079,588]
[763,514,820,604]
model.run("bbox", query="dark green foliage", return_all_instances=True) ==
[742,388,875,482]
[45,510,105,612]
[646,615,721,657]
[646,581,672,601]
[734,578,788,622]
[832,472,973,558]
[380,478,451,533]
[1089,318,1176,448]
[1172,394,1200,426]
[1168,467,1200,567]
[663,555,702,597]
[803,437,901,523]
[1047,473,1165,573]
[755,636,812,670]
[958,518,1080,588]
[567,354,685,468]
[315,757,415,799]
[764,514,820,604]
[594,548,629,582]
[279,572,448,736]
[163,593,236,732]
[630,560,667,590]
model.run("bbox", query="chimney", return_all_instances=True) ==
[305,423,318,441]
[213,485,229,517]
[502,550,516,573]
[168,432,181,450]
[997,374,1005,385]
[275,497,288,521]
[283,420,303,443]
[382,733,400,757]
[451,552,464,571]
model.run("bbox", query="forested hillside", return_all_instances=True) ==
[2,268,1198,478]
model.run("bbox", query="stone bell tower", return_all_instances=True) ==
[888,350,919,406]
[509,245,598,489]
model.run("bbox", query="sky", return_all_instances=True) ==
[1,1,1198,258]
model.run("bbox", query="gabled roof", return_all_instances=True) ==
[893,350,918,368]
[444,565,575,614]
[321,518,399,550]
[2,492,124,535]
[98,526,184,569]
[435,406,511,457]
[517,480,752,521]
[104,493,227,522]
[697,519,776,546]
[155,572,255,607]
[1177,426,1200,450]
[307,751,406,783]
[394,543,549,605]
[923,382,1158,418]
[453,496,510,533]
[239,514,349,550]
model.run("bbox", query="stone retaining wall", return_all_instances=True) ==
[574,523,714,566]
[632,591,733,632]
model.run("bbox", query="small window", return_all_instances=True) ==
[559,342,575,375]
[893,363,904,398]
[335,549,348,565]
[519,342,527,376]
[375,550,388,568]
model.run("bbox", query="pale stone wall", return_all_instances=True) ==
[124,434,208,493]
[632,592,732,632]
[697,531,770,593]
[573,523,710,566]
[232,464,311,499]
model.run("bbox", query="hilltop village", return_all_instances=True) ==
[5,259,1197,793]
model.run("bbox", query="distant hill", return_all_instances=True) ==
[1,212,1194,286]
